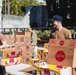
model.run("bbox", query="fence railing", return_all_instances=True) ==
[0,27,76,38]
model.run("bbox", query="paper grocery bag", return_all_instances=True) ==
[47,39,76,68]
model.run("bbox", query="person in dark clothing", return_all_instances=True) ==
[0,65,6,75]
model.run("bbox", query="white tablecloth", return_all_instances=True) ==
[5,63,31,75]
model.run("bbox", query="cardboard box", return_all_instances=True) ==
[15,35,25,44]
[21,56,32,64]
[19,66,36,75]
[4,35,15,44]
[47,39,76,68]
[25,32,31,38]
[25,32,31,46]
[21,45,32,56]
[19,66,36,72]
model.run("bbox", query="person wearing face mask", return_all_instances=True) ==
[49,15,72,39]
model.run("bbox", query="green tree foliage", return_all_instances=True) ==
[2,0,39,16]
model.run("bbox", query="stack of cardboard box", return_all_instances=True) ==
[0,32,32,66]
[0,35,22,66]
[4,35,15,44]
[20,32,32,64]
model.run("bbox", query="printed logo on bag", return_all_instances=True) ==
[55,51,65,62]
[51,40,57,44]
[59,40,64,46]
